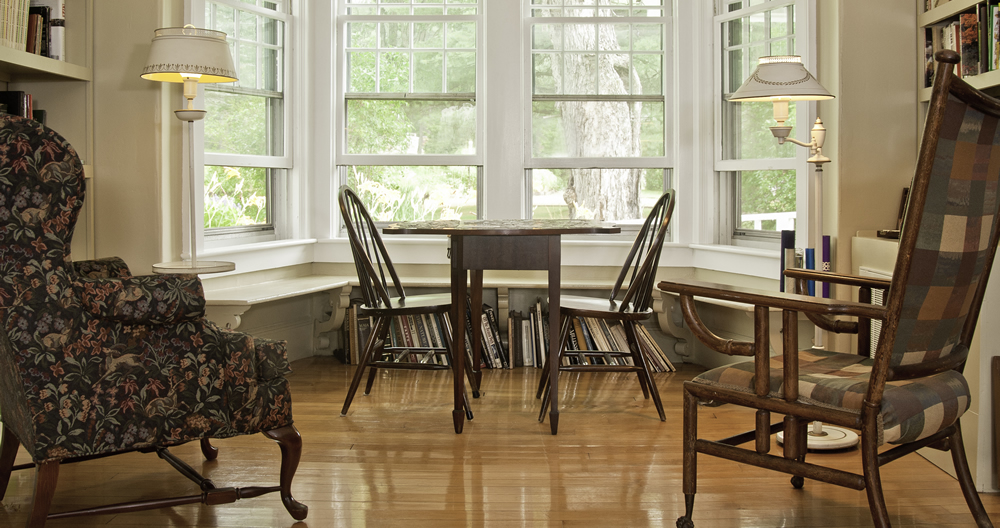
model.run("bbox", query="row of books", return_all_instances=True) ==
[923,4,999,87]
[341,299,506,369]
[779,230,831,297]
[508,300,675,373]
[340,299,675,373]
[0,0,64,60]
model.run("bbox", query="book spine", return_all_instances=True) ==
[521,318,532,368]
[481,313,500,369]
[805,247,815,296]
[484,304,508,369]
[779,230,795,292]
[349,304,359,364]
[821,235,831,298]
[638,322,674,372]
[533,300,545,368]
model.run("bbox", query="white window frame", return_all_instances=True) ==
[522,2,673,226]
[190,0,296,252]
[333,1,485,223]
[713,0,816,248]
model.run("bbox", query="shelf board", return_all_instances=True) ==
[918,0,979,26]
[919,68,1000,101]
[0,46,91,83]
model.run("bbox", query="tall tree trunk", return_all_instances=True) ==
[554,21,643,220]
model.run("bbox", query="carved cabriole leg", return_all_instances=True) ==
[263,425,308,521]
[28,460,58,528]
[0,427,19,500]
[947,423,993,527]
[200,438,219,461]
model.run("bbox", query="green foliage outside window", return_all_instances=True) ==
[204,166,269,228]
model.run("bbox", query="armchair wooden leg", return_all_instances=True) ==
[947,424,993,527]
[676,386,698,528]
[0,427,19,501]
[860,430,890,528]
[28,460,58,528]
[263,425,308,521]
[200,437,219,461]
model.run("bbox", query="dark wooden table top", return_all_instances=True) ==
[382,219,620,236]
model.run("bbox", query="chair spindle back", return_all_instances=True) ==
[609,190,675,313]
[339,186,406,309]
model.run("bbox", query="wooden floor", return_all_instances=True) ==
[1,356,998,527]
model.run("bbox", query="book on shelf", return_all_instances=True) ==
[483,304,509,369]
[960,13,980,78]
[508,310,524,368]
[0,91,30,119]
[520,315,533,368]
[28,0,62,60]
[1,0,29,52]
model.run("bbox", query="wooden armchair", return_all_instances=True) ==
[661,50,994,528]
[0,115,307,527]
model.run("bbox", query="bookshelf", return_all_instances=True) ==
[918,0,1000,101]
[0,0,94,260]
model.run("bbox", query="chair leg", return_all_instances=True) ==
[536,315,571,400]
[263,425,309,521]
[626,322,664,421]
[947,423,993,527]
[676,386,698,528]
[200,437,219,461]
[0,426,19,501]
[342,316,385,415]
[28,459,58,528]
[860,427,890,528]
[538,317,572,423]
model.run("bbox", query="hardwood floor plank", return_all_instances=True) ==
[0,356,997,527]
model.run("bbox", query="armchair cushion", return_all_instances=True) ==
[78,274,206,325]
[73,257,132,279]
[693,348,970,445]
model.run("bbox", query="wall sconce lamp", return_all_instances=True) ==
[142,26,238,274]
[729,55,834,166]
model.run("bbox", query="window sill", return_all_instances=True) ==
[200,238,782,281]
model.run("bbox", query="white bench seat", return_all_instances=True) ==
[203,275,352,330]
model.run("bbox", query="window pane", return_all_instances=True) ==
[205,91,283,157]
[446,51,476,92]
[414,51,444,92]
[739,169,796,231]
[347,99,476,155]
[204,166,270,228]
[532,168,666,221]
[532,101,663,157]
[721,100,796,159]
[346,166,477,221]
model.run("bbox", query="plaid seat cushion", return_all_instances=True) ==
[694,348,970,445]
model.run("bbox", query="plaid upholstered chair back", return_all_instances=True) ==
[883,67,1000,373]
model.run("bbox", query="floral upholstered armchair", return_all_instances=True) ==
[0,115,307,527]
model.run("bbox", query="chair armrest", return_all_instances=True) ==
[784,268,891,290]
[78,274,206,325]
[73,257,132,279]
[657,278,887,320]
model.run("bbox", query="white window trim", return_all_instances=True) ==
[197,0,789,284]
[333,8,485,169]
[712,0,818,249]
[189,0,300,253]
